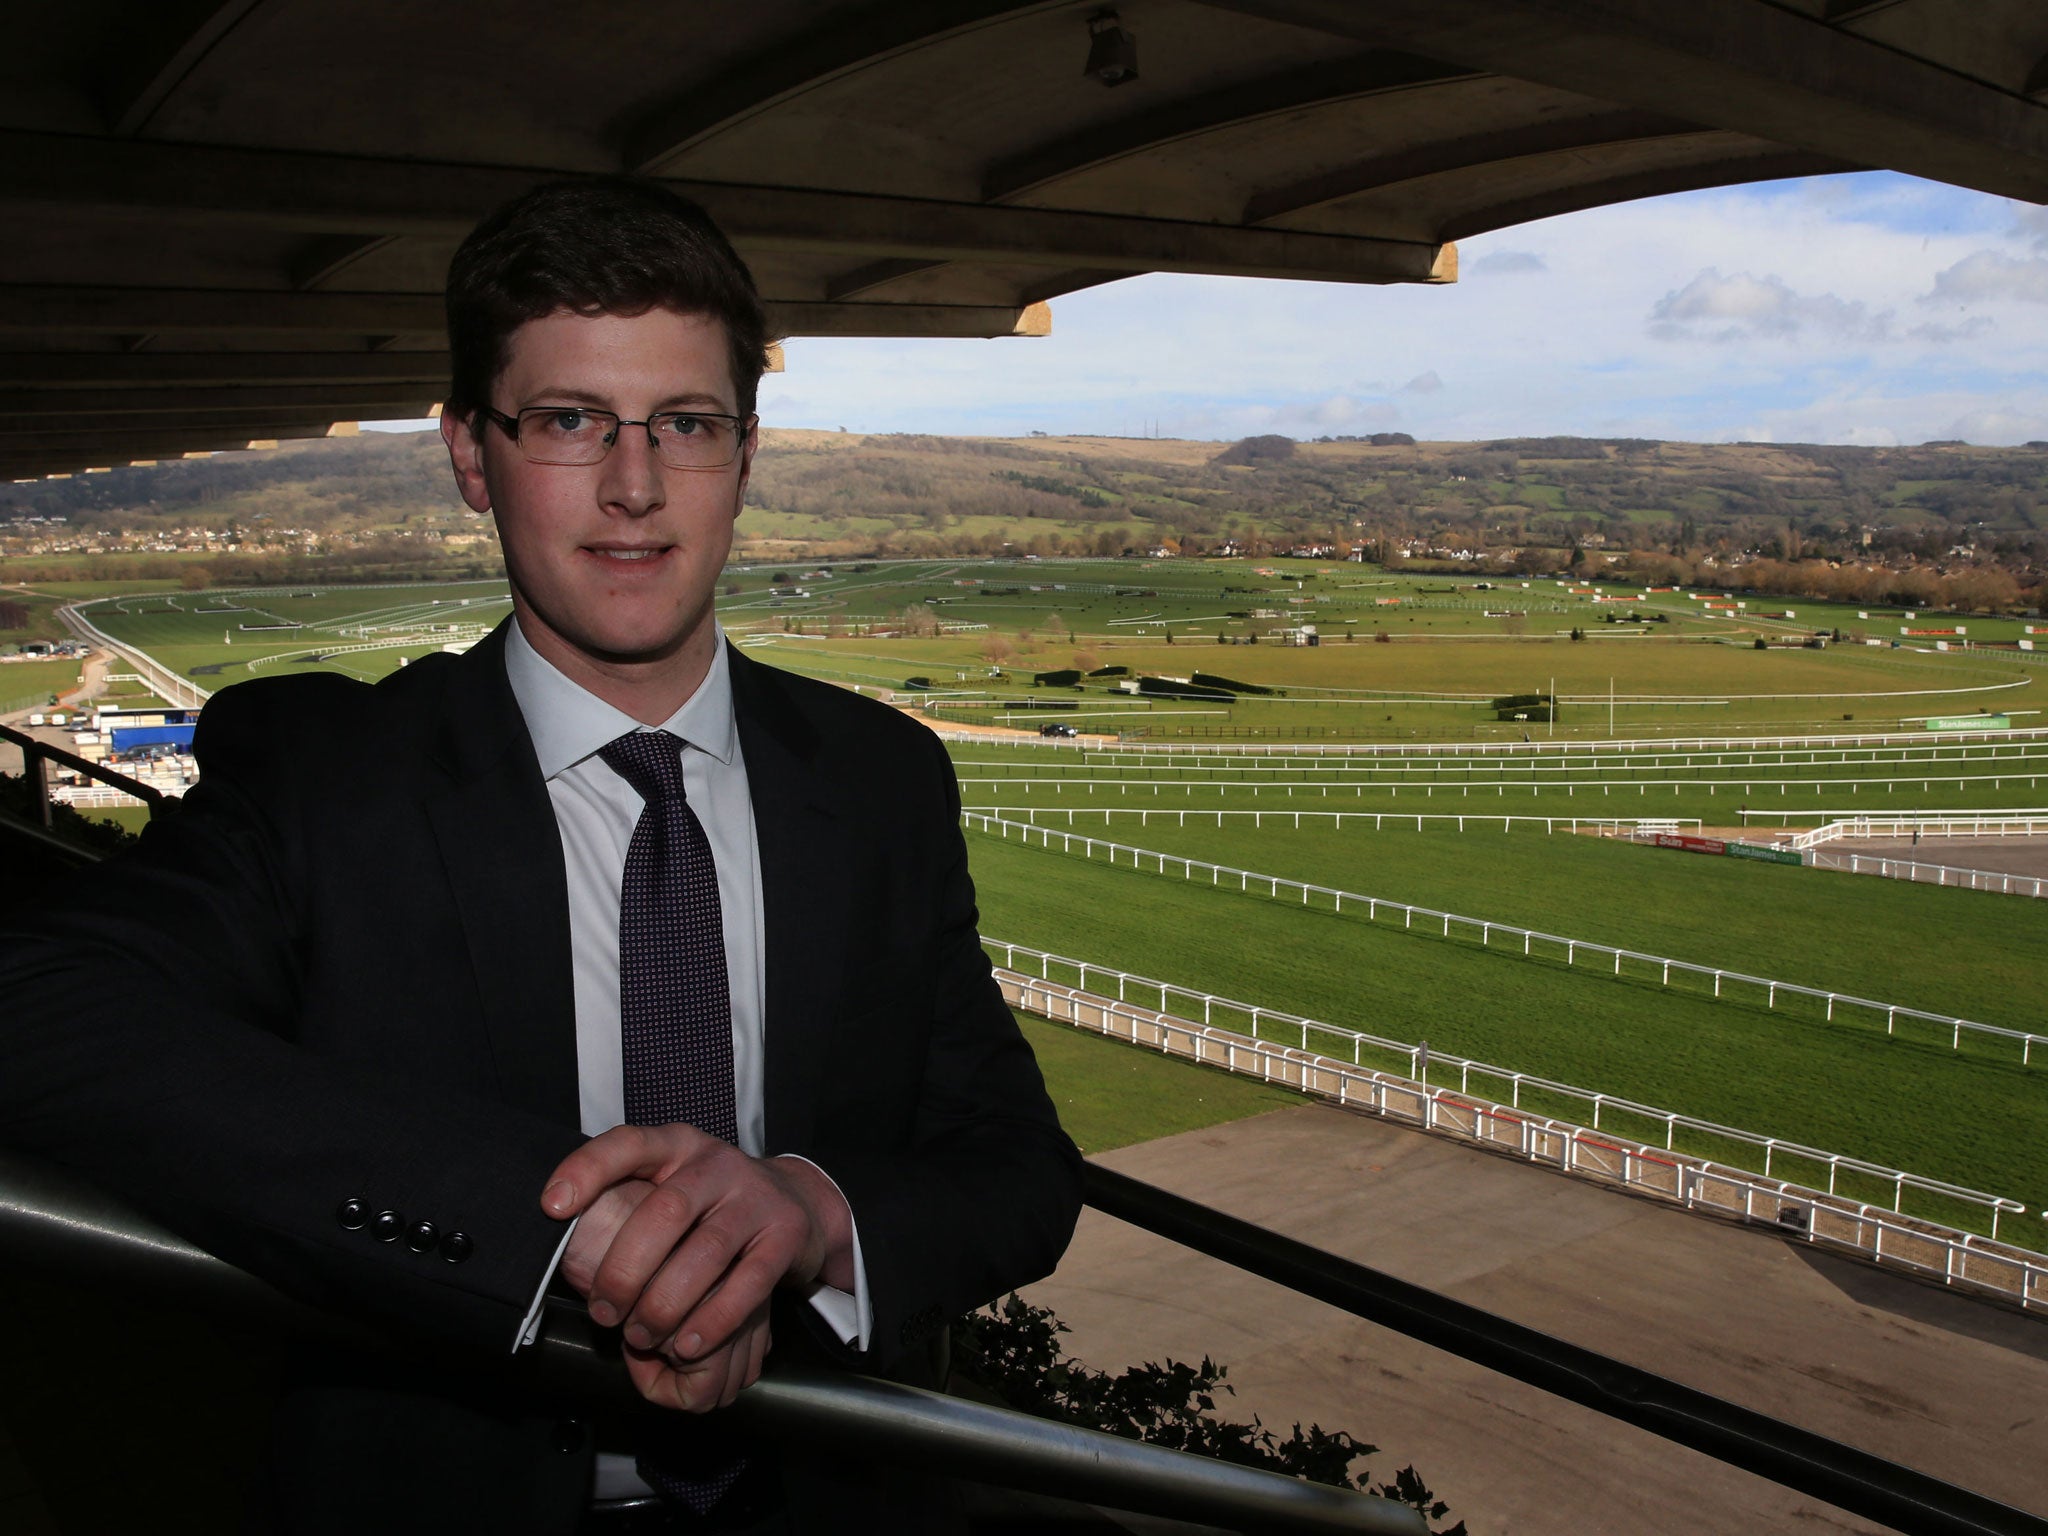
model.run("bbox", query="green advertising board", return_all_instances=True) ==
[1921,715,2009,731]
[1727,842,1804,866]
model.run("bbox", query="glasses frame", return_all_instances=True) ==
[480,404,756,470]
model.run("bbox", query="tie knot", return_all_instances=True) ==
[600,730,688,803]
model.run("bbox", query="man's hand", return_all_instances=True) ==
[542,1124,855,1408]
[624,1297,773,1413]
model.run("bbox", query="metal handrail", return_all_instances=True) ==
[1083,1165,2047,1536]
[0,1150,1422,1535]
[0,719,166,826]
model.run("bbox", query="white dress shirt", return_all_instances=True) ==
[503,622,869,1365]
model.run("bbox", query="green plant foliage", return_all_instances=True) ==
[953,1294,1464,1532]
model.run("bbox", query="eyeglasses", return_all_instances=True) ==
[481,405,755,470]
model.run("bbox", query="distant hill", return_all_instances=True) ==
[6,428,2046,575]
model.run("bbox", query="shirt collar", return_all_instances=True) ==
[503,618,738,781]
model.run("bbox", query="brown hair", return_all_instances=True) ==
[444,177,769,418]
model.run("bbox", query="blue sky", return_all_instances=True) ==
[383,171,2048,447]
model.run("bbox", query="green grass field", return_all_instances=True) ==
[946,740,2048,823]
[0,658,85,710]
[966,829,2048,1235]
[969,819,2048,1037]
[50,565,2048,1250]
[69,564,2040,746]
[1017,1014,1305,1155]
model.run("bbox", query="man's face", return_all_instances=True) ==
[442,307,755,700]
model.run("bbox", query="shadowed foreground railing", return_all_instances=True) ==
[3,1147,2043,1535]
[0,1150,1420,1535]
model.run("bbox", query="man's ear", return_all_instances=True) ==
[440,406,494,514]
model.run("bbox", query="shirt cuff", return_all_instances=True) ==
[514,1217,579,1353]
[780,1155,871,1351]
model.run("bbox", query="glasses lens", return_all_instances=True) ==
[651,413,741,469]
[516,407,613,465]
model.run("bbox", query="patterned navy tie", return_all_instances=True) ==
[600,729,749,1515]
[600,729,738,1144]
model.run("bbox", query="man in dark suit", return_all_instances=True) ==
[0,179,1081,1531]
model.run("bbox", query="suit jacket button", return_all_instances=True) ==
[370,1209,404,1243]
[335,1198,369,1231]
[405,1220,438,1254]
[440,1231,474,1264]
[552,1418,585,1453]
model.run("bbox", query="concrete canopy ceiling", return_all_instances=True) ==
[4,0,2047,478]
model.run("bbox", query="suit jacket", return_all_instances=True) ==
[0,622,1081,1531]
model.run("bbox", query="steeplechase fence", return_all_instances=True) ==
[963,811,2048,1065]
[984,938,2030,1242]
[993,968,2048,1312]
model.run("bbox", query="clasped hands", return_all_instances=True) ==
[542,1124,855,1413]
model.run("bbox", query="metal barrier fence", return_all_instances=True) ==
[962,805,1701,834]
[994,969,2048,1313]
[952,743,2048,776]
[1809,849,2048,898]
[984,939,2029,1240]
[942,724,2048,758]
[1749,806,2048,827]
[963,811,2048,1065]
[955,767,2048,798]
[1789,814,2048,849]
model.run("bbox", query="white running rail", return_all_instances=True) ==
[963,811,2048,1064]
[994,968,2048,1311]
[984,939,2030,1239]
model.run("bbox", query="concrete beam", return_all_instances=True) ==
[766,300,1051,337]
[0,352,452,389]
[0,382,442,417]
[0,286,444,336]
[89,0,267,136]
[1439,149,1854,239]
[1243,109,1713,223]
[0,410,416,447]
[982,51,1482,202]
[1197,0,2048,200]
[287,234,402,291]
[0,288,1067,345]
[0,423,338,474]
[0,132,1449,285]
[622,0,1065,174]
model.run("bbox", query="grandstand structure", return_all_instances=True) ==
[5,0,2048,477]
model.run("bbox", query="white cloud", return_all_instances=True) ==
[1945,405,2048,443]
[2011,203,2048,248]
[1647,268,1891,343]
[1468,249,1547,274]
[1925,251,2048,304]
[1403,370,1443,393]
[1907,318,1993,343]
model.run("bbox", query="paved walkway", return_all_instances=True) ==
[1827,835,2048,881]
[1028,1105,2048,1535]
